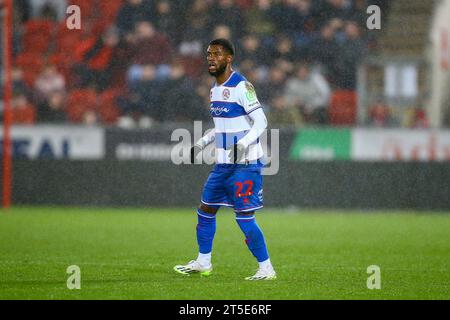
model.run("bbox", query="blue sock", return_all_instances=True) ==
[236,213,269,262]
[196,209,216,254]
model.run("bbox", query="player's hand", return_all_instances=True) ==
[190,145,202,164]
[228,142,246,163]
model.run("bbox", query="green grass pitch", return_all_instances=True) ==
[0,207,449,300]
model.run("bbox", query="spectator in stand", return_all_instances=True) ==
[209,0,244,39]
[335,20,367,89]
[283,63,331,124]
[118,64,164,128]
[11,93,36,125]
[211,24,233,41]
[367,100,394,127]
[179,18,209,57]
[270,0,303,36]
[82,110,99,126]
[257,66,288,107]
[349,0,369,27]
[11,0,376,126]
[159,61,207,122]
[267,94,303,126]
[329,17,345,36]
[12,67,32,100]
[37,90,67,123]
[74,26,121,91]
[293,0,316,48]
[126,21,173,67]
[308,22,340,83]
[270,35,298,74]
[154,0,182,43]
[34,64,66,104]
[243,61,302,126]
[180,0,212,51]
[116,0,155,38]
[243,0,276,40]
[315,0,353,28]
[238,59,267,82]
[177,13,209,80]
[272,35,298,62]
[411,108,429,128]
[236,34,270,67]
[272,0,315,40]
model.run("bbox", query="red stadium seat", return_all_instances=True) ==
[99,0,124,23]
[12,103,36,125]
[48,53,77,85]
[55,22,83,54]
[328,90,358,126]
[66,89,98,123]
[55,35,80,58]
[15,53,43,69]
[97,89,123,124]
[22,33,52,54]
[48,53,73,69]
[22,19,55,53]
[235,0,254,10]
[15,53,45,86]
[23,19,55,37]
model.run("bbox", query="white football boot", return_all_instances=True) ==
[173,260,212,276]
[245,266,277,280]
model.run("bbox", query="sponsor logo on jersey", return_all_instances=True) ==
[210,105,230,116]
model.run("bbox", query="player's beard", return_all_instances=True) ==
[208,63,227,77]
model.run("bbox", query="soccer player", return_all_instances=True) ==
[174,39,276,280]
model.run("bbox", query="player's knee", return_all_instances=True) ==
[199,204,218,214]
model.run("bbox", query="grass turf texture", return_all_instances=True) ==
[0,207,449,300]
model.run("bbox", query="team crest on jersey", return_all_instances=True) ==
[245,82,255,92]
[222,89,230,100]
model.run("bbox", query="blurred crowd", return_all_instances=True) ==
[2,0,391,128]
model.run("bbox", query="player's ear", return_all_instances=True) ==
[227,54,233,64]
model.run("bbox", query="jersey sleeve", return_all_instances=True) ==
[237,81,262,114]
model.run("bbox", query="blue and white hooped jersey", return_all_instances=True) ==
[210,71,264,164]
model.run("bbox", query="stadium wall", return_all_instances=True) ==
[4,160,450,210]
[1,126,449,210]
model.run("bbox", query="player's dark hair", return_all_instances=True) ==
[209,38,235,56]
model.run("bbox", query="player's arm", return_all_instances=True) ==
[237,108,267,149]
[228,81,267,163]
[191,129,215,164]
